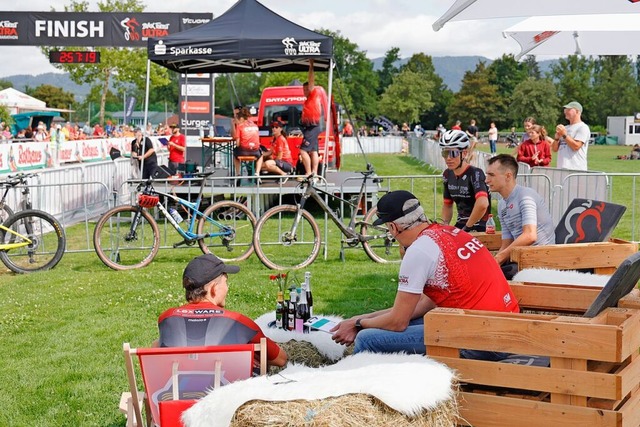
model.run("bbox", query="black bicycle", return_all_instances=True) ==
[252,167,399,270]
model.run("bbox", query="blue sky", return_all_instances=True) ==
[0,0,523,78]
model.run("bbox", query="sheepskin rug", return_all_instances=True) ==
[513,268,611,287]
[254,312,347,362]
[182,352,456,427]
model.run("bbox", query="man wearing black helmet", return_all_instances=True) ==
[439,129,491,232]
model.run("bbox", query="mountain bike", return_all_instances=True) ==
[0,210,66,274]
[0,172,38,223]
[93,172,256,270]
[252,167,400,270]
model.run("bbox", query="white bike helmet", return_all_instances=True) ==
[439,129,470,149]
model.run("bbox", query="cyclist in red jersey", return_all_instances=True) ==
[158,254,287,367]
[331,190,519,359]
[299,59,323,177]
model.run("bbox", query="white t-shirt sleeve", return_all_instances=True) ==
[397,236,440,295]
[573,123,590,144]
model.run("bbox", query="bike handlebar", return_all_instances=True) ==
[1,172,38,187]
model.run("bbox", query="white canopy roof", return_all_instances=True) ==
[0,87,46,111]
[433,0,640,31]
[503,14,640,60]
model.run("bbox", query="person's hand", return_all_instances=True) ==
[330,318,358,346]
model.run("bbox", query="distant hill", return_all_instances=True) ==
[2,73,91,98]
[1,57,559,100]
[371,56,558,92]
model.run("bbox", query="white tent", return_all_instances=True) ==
[0,87,46,115]
[433,0,640,31]
[503,14,640,60]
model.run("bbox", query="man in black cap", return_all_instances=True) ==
[331,190,519,358]
[158,254,287,367]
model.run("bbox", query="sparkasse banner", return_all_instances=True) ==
[0,12,212,47]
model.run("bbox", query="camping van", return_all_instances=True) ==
[256,84,341,171]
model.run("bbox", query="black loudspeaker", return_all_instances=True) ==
[109,147,121,160]
[152,165,173,179]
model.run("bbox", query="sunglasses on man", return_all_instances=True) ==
[441,149,463,159]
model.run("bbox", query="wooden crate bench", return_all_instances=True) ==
[510,239,638,275]
[425,294,640,427]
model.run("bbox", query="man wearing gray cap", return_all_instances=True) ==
[157,254,287,367]
[331,190,519,357]
[552,101,590,171]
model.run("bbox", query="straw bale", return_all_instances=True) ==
[269,340,353,375]
[230,391,458,427]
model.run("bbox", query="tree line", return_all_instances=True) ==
[2,0,640,134]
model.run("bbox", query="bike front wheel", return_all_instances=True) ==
[93,205,160,270]
[197,200,256,262]
[253,205,321,270]
[361,206,402,263]
[0,209,66,273]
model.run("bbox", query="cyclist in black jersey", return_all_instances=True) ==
[439,130,491,232]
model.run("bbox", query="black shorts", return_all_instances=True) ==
[301,125,321,153]
[275,159,293,173]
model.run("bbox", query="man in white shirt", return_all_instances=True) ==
[552,101,590,171]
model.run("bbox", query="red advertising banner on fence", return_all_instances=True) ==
[0,12,212,47]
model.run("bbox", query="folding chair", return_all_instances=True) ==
[121,339,267,427]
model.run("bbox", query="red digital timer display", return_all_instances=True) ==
[49,51,101,64]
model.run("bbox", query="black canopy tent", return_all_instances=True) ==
[143,0,336,174]
[146,0,333,73]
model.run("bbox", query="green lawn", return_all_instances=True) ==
[0,148,638,426]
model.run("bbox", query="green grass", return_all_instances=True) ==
[0,148,638,426]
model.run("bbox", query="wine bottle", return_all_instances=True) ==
[287,289,296,331]
[282,292,289,330]
[296,288,310,334]
[275,291,284,329]
[303,271,313,317]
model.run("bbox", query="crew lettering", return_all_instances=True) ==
[456,237,484,260]
[35,20,104,38]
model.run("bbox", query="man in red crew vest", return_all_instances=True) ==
[167,124,186,174]
[299,59,323,179]
[331,190,519,360]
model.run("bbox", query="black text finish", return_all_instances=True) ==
[49,51,101,64]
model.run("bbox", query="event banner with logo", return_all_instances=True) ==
[0,12,212,47]
[179,73,214,137]
[0,138,167,173]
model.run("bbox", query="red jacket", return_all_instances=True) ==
[517,139,551,167]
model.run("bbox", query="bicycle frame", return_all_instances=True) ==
[293,172,385,243]
[130,177,234,243]
[0,223,32,250]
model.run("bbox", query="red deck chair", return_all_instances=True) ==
[121,339,267,427]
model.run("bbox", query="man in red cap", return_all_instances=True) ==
[331,190,518,359]
[158,254,287,367]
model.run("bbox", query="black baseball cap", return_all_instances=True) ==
[183,254,240,287]
[373,190,421,226]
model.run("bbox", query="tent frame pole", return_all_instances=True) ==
[322,58,334,179]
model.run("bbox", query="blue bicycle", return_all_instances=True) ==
[93,172,256,270]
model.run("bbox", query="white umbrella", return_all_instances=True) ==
[433,0,640,31]
[503,14,640,60]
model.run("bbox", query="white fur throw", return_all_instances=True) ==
[182,352,456,427]
[254,312,346,361]
[513,268,611,287]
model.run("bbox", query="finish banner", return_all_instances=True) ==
[0,12,212,47]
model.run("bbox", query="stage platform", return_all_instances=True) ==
[159,169,383,216]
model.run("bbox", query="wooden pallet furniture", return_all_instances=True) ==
[425,272,640,427]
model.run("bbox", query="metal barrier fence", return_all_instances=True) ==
[2,137,637,259]
[409,137,639,241]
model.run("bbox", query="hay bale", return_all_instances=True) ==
[274,340,351,370]
[231,392,458,427]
